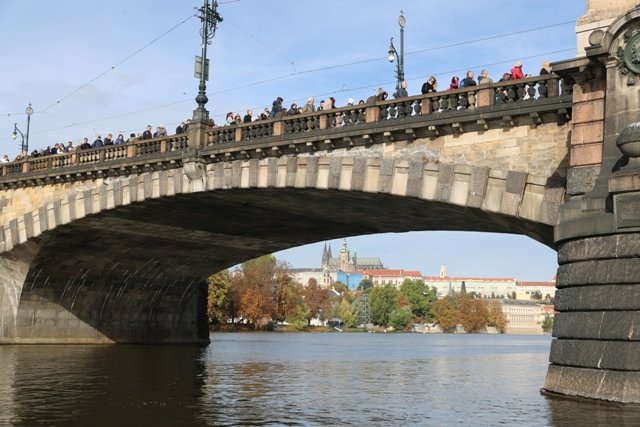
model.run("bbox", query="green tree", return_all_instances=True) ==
[336,299,356,328]
[399,279,436,321]
[207,269,232,323]
[430,296,459,333]
[542,314,554,333]
[357,279,374,292]
[389,307,413,331]
[333,281,348,296]
[370,284,399,326]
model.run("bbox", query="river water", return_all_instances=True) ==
[1,333,640,426]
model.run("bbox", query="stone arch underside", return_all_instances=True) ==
[0,158,564,343]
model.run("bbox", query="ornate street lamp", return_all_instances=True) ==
[192,0,223,122]
[388,11,406,91]
[11,103,33,156]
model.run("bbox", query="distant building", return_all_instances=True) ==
[499,299,546,334]
[289,268,325,287]
[337,271,363,289]
[362,269,423,288]
[424,265,516,299]
[515,278,557,300]
[322,240,384,274]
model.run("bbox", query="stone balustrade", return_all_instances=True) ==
[0,74,567,185]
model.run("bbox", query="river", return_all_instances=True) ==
[1,333,639,426]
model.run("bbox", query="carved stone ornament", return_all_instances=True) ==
[616,28,640,85]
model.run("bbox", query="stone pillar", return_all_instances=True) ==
[543,5,640,404]
[187,119,213,149]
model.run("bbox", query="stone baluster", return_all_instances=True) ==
[459,92,468,110]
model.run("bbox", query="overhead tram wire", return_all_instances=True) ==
[225,18,298,72]
[40,13,197,113]
[2,17,573,120]
[3,16,576,144]
[18,46,573,142]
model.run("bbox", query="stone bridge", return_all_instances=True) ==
[1,1,640,405]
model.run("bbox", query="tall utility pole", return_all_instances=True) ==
[193,0,223,122]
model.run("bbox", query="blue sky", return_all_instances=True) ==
[0,0,586,280]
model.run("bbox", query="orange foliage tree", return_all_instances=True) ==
[430,297,459,333]
[487,300,508,333]
[458,295,488,333]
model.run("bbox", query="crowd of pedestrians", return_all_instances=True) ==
[3,60,553,163]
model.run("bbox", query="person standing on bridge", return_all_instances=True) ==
[421,76,437,94]
[393,81,409,98]
[271,97,284,117]
[142,125,153,140]
[243,110,253,123]
[301,97,315,113]
[510,61,525,79]
[115,134,125,145]
[461,71,477,88]
[92,136,103,149]
[478,69,493,84]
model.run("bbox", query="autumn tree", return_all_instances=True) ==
[303,278,331,326]
[333,281,348,296]
[487,300,508,333]
[430,297,459,333]
[370,284,399,326]
[207,269,232,324]
[272,261,300,322]
[458,295,488,333]
[236,255,277,328]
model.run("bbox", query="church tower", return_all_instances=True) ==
[339,239,350,272]
[321,242,330,267]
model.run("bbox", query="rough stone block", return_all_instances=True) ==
[405,160,424,198]
[467,166,488,208]
[615,192,640,229]
[328,157,342,190]
[544,364,640,403]
[570,143,603,166]
[305,156,319,188]
[572,99,605,124]
[350,157,366,191]
[554,311,640,340]
[377,159,395,194]
[566,165,599,196]
[572,121,604,145]
[435,164,454,202]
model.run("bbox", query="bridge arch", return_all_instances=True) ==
[0,154,564,344]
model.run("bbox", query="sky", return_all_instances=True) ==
[0,0,587,280]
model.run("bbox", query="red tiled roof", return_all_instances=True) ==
[423,276,515,282]
[362,269,422,277]
[517,281,556,287]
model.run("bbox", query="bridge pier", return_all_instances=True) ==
[543,3,640,403]
[0,232,210,345]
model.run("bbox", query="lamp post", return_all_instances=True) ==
[193,0,223,122]
[388,11,406,91]
[11,103,32,157]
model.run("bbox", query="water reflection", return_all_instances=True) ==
[0,345,207,427]
[1,334,640,426]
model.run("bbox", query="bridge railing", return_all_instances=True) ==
[0,75,566,179]
[0,134,190,177]
[207,74,563,144]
